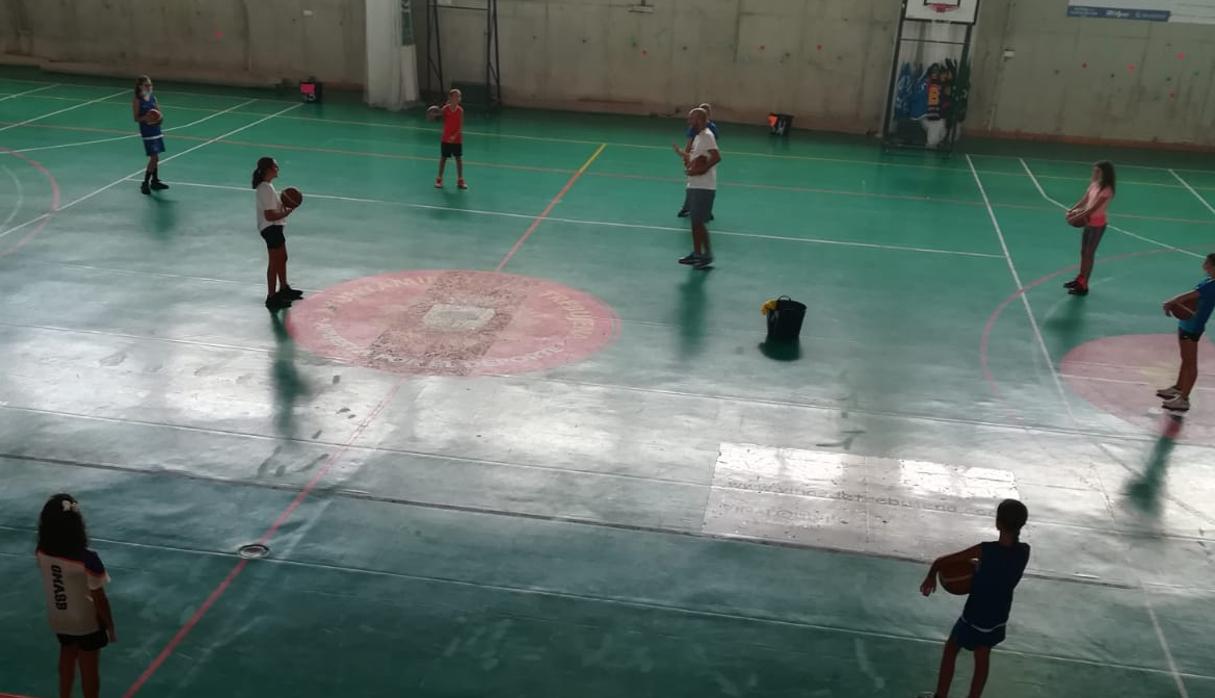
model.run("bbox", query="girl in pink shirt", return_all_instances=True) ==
[1064,161,1116,296]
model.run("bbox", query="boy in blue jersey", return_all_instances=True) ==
[676,102,718,219]
[1159,253,1215,412]
[919,499,1030,698]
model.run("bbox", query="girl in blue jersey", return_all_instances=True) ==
[919,499,1030,698]
[132,75,169,195]
[1159,253,1215,412]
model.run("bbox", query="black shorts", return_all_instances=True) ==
[57,628,108,652]
[441,142,463,159]
[260,225,285,250]
[1179,328,1204,342]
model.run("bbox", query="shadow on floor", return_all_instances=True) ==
[1124,415,1184,515]
[270,311,310,439]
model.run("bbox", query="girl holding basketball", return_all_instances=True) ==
[1158,253,1215,412]
[1063,161,1116,296]
[36,493,117,698]
[132,75,168,195]
[252,157,302,310]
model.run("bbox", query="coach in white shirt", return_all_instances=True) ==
[674,107,721,270]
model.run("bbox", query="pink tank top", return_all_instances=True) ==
[1086,183,1112,227]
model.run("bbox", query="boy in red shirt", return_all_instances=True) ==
[435,88,467,190]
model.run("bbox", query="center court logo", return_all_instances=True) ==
[286,270,620,376]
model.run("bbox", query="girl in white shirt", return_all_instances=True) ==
[252,157,301,310]
[36,494,116,698]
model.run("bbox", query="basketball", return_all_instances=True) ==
[146,108,163,126]
[281,187,303,209]
[1169,298,1197,321]
[938,558,977,595]
[426,105,441,121]
[1065,207,1088,228]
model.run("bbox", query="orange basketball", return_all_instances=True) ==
[146,108,163,126]
[938,558,977,595]
[1065,207,1088,228]
[281,187,303,209]
[1169,298,1197,321]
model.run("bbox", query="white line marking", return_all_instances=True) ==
[152,179,1003,259]
[1019,157,1193,696]
[1143,589,1190,698]
[968,155,1075,421]
[6,98,260,154]
[1169,169,1215,217]
[0,103,301,242]
[1020,158,1204,259]
[0,89,128,133]
[0,83,59,103]
[0,163,24,232]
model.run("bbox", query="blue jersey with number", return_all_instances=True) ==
[137,94,162,139]
[1179,277,1215,334]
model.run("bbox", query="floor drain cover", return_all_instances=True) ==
[237,543,270,559]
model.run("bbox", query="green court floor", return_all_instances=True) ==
[2,66,1214,697]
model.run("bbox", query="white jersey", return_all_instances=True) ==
[256,181,281,232]
[36,549,110,636]
[686,128,719,191]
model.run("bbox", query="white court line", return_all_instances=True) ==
[154,179,1004,260]
[6,98,260,154]
[1,76,296,104]
[1169,169,1215,217]
[0,103,301,242]
[967,154,1076,423]
[0,83,59,103]
[1020,158,1205,259]
[1143,591,1191,698]
[982,156,1193,695]
[0,163,24,232]
[0,89,127,133]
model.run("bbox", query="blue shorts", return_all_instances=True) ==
[950,617,1006,650]
[1179,327,1204,342]
[143,137,165,157]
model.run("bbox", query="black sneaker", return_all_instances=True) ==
[1068,286,1089,296]
[677,209,690,218]
[150,180,169,191]
[1064,278,1080,289]
[265,295,292,311]
[280,286,304,300]
[693,255,714,270]
[678,253,698,265]
[140,182,151,195]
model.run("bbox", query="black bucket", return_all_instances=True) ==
[766,296,806,342]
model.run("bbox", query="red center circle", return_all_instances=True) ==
[285,270,620,376]
[1061,333,1215,438]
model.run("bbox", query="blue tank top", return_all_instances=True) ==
[961,541,1030,631]
[137,94,162,139]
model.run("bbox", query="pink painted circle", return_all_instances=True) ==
[1061,333,1215,437]
[285,270,620,376]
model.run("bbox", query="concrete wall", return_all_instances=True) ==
[0,0,365,88]
[2,0,1213,145]
[422,0,898,133]
[969,0,1215,146]
[425,0,1215,146]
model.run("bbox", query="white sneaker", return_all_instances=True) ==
[1156,386,1181,399]
[1162,395,1190,412]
